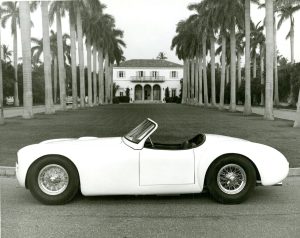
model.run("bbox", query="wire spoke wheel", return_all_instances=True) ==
[38,164,69,195]
[206,155,256,204]
[217,164,247,195]
[28,156,79,205]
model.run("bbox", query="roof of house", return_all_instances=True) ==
[114,59,183,68]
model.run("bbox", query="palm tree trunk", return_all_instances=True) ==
[19,1,33,119]
[93,46,97,105]
[244,0,252,115]
[195,58,199,104]
[110,64,113,103]
[98,48,104,104]
[260,44,265,106]
[274,16,279,106]
[202,34,208,106]
[264,0,274,120]
[41,1,54,114]
[237,51,242,89]
[182,59,187,104]
[53,56,58,104]
[13,30,19,106]
[219,35,226,110]
[198,56,203,105]
[76,7,85,107]
[0,25,4,125]
[290,20,294,64]
[190,59,195,103]
[210,36,216,107]
[69,11,78,110]
[104,52,109,103]
[294,89,300,127]
[253,54,257,78]
[186,60,190,104]
[86,35,92,106]
[229,23,236,112]
[226,65,230,85]
[56,10,66,110]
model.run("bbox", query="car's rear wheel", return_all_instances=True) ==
[206,155,256,204]
[27,155,79,205]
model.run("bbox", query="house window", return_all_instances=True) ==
[172,89,176,97]
[151,71,159,78]
[120,92,124,96]
[171,71,178,78]
[137,71,145,77]
[118,71,125,78]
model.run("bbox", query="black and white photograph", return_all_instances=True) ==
[0,0,299,237]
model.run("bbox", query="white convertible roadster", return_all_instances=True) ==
[16,118,289,205]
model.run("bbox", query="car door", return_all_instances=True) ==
[139,148,195,186]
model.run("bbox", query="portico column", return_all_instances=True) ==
[142,85,144,101]
[161,88,164,103]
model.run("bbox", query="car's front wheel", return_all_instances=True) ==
[27,155,79,205]
[206,155,256,204]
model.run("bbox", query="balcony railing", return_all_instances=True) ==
[130,76,165,82]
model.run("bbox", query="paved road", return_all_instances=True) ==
[3,105,71,118]
[225,105,297,121]
[1,177,299,238]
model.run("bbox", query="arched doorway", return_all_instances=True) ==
[153,85,161,101]
[144,85,151,100]
[135,85,142,101]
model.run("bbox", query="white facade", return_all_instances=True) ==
[113,60,183,103]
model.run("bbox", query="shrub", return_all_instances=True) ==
[118,96,130,103]
[112,97,119,104]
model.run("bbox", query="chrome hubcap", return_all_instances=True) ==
[38,164,69,195]
[217,164,246,195]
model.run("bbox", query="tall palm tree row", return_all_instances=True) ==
[1,1,20,106]
[172,0,300,124]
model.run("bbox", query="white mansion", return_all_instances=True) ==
[113,59,183,103]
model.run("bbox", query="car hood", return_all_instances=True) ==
[39,137,122,145]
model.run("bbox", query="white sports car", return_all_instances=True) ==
[16,118,289,205]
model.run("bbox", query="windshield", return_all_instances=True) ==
[124,119,156,144]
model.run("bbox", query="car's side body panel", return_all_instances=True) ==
[139,148,195,186]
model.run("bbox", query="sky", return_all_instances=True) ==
[1,0,300,65]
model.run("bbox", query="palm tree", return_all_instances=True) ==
[0,7,4,125]
[64,1,78,109]
[98,48,104,104]
[157,52,167,60]
[251,21,264,79]
[92,46,97,105]
[187,2,210,106]
[277,4,300,64]
[49,2,67,110]
[41,1,54,114]
[2,44,12,63]
[244,0,252,115]
[74,1,85,107]
[19,1,33,119]
[264,0,274,120]
[236,32,245,89]
[1,1,20,106]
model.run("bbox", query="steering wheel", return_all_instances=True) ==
[148,136,154,148]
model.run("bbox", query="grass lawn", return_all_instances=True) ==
[0,104,299,167]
